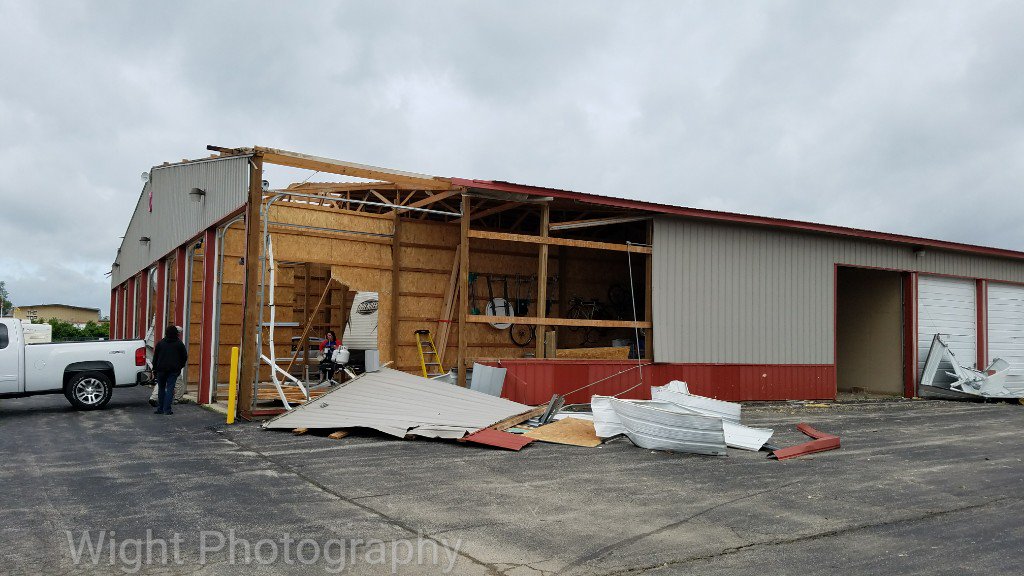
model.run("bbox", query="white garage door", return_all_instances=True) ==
[918,275,977,375]
[987,282,1024,380]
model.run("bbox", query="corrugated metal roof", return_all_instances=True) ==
[262,367,534,439]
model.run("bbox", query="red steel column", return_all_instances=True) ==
[109,288,118,339]
[977,279,988,370]
[154,259,167,333]
[902,272,918,398]
[137,268,149,339]
[174,246,187,328]
[125,276,136,340]
[116,285,126,339]
[198,228,218,404]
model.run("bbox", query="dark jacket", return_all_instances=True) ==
[152,337,188,373]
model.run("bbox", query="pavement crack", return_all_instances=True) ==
[603,496,1011,576]
[561,480,802,573]
[216,427,505,575]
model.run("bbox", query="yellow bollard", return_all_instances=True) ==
[226,346,239,424]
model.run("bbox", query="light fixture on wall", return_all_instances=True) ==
[261,179,270,192]
[913,246,926,258]
[140,236,151,244]
[189,187,206,202]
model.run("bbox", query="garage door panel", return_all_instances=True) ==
[918,276,977,375]
[988,283,1024,381]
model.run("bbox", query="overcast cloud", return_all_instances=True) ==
[1,0,1023,316]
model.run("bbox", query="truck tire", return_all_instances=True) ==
[65,371,113,410]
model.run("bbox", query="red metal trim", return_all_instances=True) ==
[116,285,126,339]
[174,246,187,327]
[124,276,136,339]
[450,178,1024,261]
[977,279,987,369]
[198,228,218,404]
[462,428,535,451]
[833,264,838,398]
[903,272,918,398]
[109,289,117,338]
[154,260,167,333]
[137,268,149,339]
[769,423,840,460]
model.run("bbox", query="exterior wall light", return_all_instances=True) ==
[189,187,206,202]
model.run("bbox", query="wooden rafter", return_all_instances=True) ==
[453,201,520,223]
[468,229,652,254]
[252,146,450,190]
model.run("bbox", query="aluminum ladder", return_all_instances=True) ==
[414,329,446,378]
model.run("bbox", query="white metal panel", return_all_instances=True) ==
[987,282,1024,381]
[918,275,977,374]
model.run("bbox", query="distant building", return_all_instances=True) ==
[13,304,101,326]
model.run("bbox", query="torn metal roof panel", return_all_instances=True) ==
[262,368,535,438]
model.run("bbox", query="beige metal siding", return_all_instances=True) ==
[111,156,250,285]
[653,216,1024,364]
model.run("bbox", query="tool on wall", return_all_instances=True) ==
[414,329,446,379]
[468,273,480,315]
[484,273,513,329]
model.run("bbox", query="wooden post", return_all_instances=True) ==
[300,263,311,378]
[557,245,568,353]
[535,203,550,359]
[458,195,470,387]
[237,154,264,420]
[198,227,218,404]
[644,220,654,360]
[390,212,402,365]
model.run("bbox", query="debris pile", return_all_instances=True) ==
[919,334,1024,399]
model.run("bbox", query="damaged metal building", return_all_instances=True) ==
[109,146,1024,419]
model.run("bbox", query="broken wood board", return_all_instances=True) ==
[327,430,350,439]
[522,417,602,447]
[555,346,631,360]
[487,405,547,431]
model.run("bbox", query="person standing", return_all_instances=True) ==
[152,325,188,415]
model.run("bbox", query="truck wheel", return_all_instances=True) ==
[65,372,113,410]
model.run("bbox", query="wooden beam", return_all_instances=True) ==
[644,220,654,360]
[549,215,652,231]
[452,201,520,223]
[370,189,396,206]
[284,278,338,374]
[466,315,652,329]
[458,195,470,387]
[254,147,450,190]
[535,204,550,359]
[406,189,463,209]
[237,154,264,419]
[287,181,396,192]
[467,230,652,254]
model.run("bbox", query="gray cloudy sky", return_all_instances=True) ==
[2,1,1023,316]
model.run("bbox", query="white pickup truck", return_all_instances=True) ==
[0,318,152,409]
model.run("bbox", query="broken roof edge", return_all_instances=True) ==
[450,178,1024,262]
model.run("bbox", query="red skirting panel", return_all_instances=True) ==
[483,360,836,404]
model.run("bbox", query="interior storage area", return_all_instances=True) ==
[836,266,904,395]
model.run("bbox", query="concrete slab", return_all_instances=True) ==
[2,388,1021,574]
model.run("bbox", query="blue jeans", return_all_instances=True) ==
[156,371,180,413]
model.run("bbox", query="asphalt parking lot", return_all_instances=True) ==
[2,386,1022,575]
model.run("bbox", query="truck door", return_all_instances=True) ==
[0,321,20,394]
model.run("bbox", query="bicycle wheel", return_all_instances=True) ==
[510,324,535,347]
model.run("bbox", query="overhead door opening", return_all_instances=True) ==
[836,267,904,396]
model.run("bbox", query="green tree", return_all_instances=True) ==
[31,318,109,342]
[0,281,12,316]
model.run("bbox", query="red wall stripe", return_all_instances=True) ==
[484,360,836,404]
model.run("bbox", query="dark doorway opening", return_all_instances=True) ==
[836,267,905,396]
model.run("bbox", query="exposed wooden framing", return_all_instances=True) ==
[253,147,450,190]
[510,211,531,232]
[644,220,654,360]
[370,189,395,206]
[435,244,460,366]
[466,315,652,329]
[237,154,264,419]
[284,278,339,373]
[287,181,396,192]
[467,230,652,254]
[458,195,470,387]
[549,215,652,232]
[301,263,311,377]
[407,189,462,209]
[535,204,550,358]
[453,201,520,223]
[390,213,401,364]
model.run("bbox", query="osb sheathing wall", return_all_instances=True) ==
[209,199,646,387]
